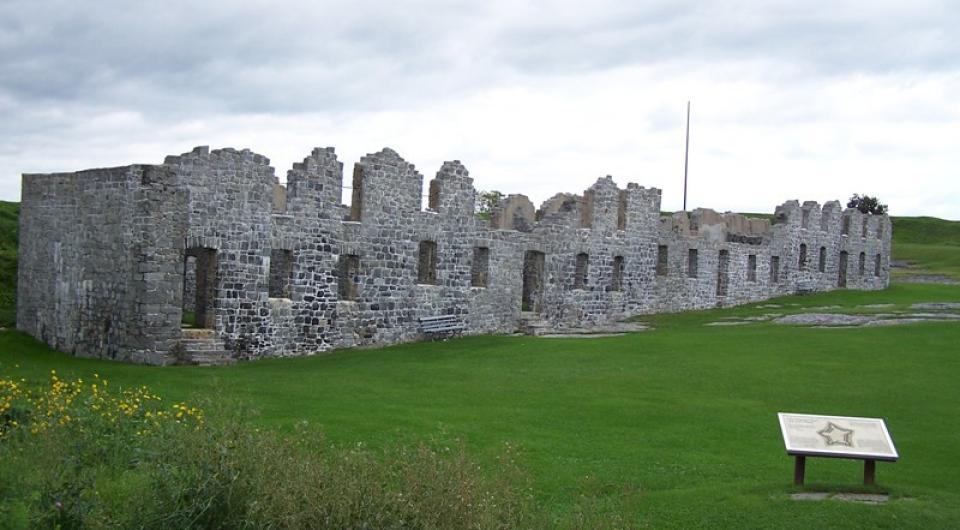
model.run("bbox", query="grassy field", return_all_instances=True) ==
[3,285,960,527]
[892,243,960,280]
[890,216,960,280]
[0,207,958,527]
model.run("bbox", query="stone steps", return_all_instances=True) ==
[176,328,235,366]
[180,351,236,366]
[181,328,216,339]
[179,339,224,351]
[518,312,552,336]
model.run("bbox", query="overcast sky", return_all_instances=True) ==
[1,0,958,218]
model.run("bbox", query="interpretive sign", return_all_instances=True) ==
[778,413,898,460]
[777,412,898,485]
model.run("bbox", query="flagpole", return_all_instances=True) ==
[683,100,690,212]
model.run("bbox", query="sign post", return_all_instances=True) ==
[793,455,806,486]
[777,413,898,486]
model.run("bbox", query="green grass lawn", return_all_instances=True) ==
[893,243,960,280]
[891,216,960,280]
[3,281,960,528]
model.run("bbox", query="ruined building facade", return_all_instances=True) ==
[17,146,891,364]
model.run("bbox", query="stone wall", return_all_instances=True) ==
[18,146,892,364]
[18,164,186,362]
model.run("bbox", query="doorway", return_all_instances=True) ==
[521,251,545,312]
[716,250,729,296]
[184,247,217,328]
[838,251,848,288]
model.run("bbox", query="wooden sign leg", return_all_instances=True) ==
[794,455,806,486]
[863,459,876,485]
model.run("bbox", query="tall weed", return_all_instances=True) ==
[0,372,536,529]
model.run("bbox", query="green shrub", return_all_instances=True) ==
[0,371,535,529]
[0,201,18,328]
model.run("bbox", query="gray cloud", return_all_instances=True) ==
[1,0,958,218]
[0,0,491,115]
[5,1,957,115]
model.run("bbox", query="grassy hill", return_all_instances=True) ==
[0,201,18,327]
[891,216,960,280]
[891,216,960,246]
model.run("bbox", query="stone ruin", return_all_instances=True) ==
[17,146,891,364]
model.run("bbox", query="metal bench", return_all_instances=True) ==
[419,314,464,337]
[795,279,816,294]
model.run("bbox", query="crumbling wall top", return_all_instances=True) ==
[286,147,343,216]
[427,160,475,218]
[350,148,423,222]
[536,193,579,221]
[491,194,535,232]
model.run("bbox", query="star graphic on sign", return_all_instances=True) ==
[817,422,854,447]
